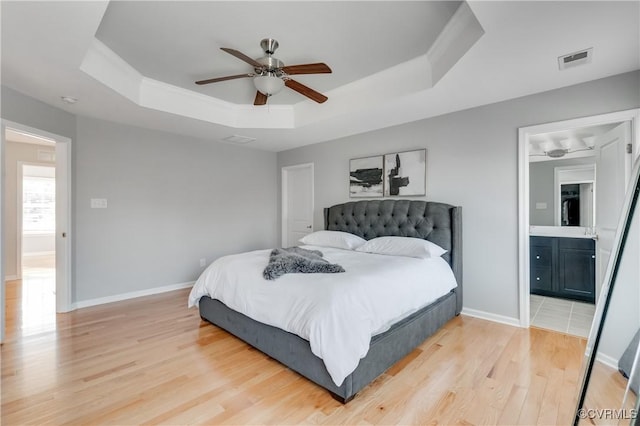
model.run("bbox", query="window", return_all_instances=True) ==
[23,176,55,233]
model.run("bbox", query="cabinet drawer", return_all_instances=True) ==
[531,267,553,291]
[530,245,552,267]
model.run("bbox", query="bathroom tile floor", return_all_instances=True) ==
[530,294,595,338]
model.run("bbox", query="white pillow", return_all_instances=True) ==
[355,236,447,259]
[299,230,367,250]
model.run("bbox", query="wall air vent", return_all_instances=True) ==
[222,135,256,144]
[558,48,593,70]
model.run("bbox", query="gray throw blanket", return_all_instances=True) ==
[263,247,345,280]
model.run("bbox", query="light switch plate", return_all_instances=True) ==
[91,198,107,209]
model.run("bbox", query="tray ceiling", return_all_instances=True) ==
[1,1,638,151]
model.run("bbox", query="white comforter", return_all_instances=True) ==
[188,246,457,386]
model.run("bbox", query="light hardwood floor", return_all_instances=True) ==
[2,286,598,425]
[579,360,637,426]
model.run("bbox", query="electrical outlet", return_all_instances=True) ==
[199,258,206,267]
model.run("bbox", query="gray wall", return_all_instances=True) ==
[277,70,640,320]
[74,117,278,301]
[2,86,77,141]
[529,157,596,226]
[3,141,56,277]
[2,87,279,304]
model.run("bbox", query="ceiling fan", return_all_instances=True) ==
[195,38,332,106]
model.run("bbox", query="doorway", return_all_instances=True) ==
[12,164,57,335]
[1,121,72,343]
[518,109,640,333]
[281,163,314,248]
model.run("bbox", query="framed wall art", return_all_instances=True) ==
[383,149,426,196]
[349,155,383,197]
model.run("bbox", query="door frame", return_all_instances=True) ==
[517,108,640,328]
[1,120,73,342]
[281,163,314,247]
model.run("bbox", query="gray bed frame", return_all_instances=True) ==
[198,199,462,403]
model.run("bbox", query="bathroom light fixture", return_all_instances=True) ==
[546,148,569,158]
[530,146,595,159]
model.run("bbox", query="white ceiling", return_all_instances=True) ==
[95,1,461,105]
[1,1,639,152]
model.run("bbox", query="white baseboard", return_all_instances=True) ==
[73,281,194,310]
[4,275,19,281]
[595,352,619,370]
[461,308,522,328]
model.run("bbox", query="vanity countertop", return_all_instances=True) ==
[529,225,597,239]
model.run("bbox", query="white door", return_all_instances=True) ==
[595,121,633,300]
[282,163,314,248]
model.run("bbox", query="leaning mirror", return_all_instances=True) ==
[575,159,640,425]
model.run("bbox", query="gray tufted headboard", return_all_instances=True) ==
[324,199,462,314]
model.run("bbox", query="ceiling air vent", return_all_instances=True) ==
[222,135,256,145]
[558,48,593,70]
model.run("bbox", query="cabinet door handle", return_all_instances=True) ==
[536,255,540,260]
[591,255,596,259]
[536,277,540,281]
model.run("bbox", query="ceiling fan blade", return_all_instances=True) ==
[285,79,328,103]
[220,48,263,68]
[254,91,268,106]
[281,63,332,75]
[195,73,254,85]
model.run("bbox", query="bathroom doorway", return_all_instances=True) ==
[518,109,640,335]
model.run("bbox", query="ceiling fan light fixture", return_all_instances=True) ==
[253,74,284,96]
[197,39,331,104]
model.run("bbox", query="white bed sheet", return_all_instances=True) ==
[188,246,457,386]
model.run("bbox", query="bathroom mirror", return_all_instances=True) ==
[529,158,596,229]
[575,159,640,425]
[556,165,596,228]
[559,182,594,227]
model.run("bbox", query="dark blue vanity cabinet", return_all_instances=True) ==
[530,236,596,303]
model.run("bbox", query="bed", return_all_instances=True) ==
[192,199,462,403]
